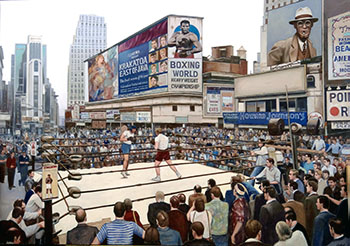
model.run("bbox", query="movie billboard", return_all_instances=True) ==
[328,11,350,80]
[266,0,322,67]
[168,16,203,93]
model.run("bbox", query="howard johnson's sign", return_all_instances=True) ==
[223,112,307,126]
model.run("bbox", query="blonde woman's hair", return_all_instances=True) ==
[275,221,292,241]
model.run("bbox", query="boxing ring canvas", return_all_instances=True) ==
[54,160,236,234]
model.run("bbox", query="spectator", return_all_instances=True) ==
[66,208,99,244]
[156,210,182,246]
[327,218,350,246]
[301,153,314,174]
[304,180,319,240]
[0,148,7,183]
[282,195,306,229]
[253,158,281,193]
[249,139,269,186]
[184,221,215,246]
[312,136,326,151]
[7,199,44,240]
[177,193,190,214]
[24,182,38,205]
[230,183,250,245]
[274,221,308,246]
[205,178,223,203]
[284,209,310,245]
[26,186,43,213]
[240,219,268,246]
[25,170,35,193]
[322,158,337,177]
[122,198,144,245]
[168,195,189,243]
[147,191,170,227]
[315,169,327,195]
[326,139,342,157]
[92,201,145,245]
[144,226,160,245]
[253,180,270,220]
[259,186,285,245]
[336,185,349,238]
[288,169,305,193]
[188,185,207,207]
[313,195,336,246]
[18,150,30,186]
[205,186,229,246]
[6,151,16,189]
[324,176,341,214]
[0,207,27,244]
[187,198,212,240]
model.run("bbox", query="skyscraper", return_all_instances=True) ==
[67,14,107,107]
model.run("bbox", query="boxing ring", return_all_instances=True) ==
[53,160,235,235]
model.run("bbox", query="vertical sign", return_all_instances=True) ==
[328,11,350,80]
[42,163,58,201]
[168,16,203,93]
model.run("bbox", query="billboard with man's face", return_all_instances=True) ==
[266,0,322,67]
[87,15,203,102]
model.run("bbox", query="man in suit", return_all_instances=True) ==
[284,210,310,245]
[177,193,190,214]
[253,180,270,220]
[304,180,319,241]
[66,208,99,245]
[267,7,318,66]
[147,191,171,227]
[313,195,336,246]
[323,176,341,214]
[259,186,285,245]
[282,199,306,229]
[336,185,349,238]
[188,185,207,207]
[168,195,189,243]
[0,207,27,244]
[328,218,350,246]
[240,220,269,246]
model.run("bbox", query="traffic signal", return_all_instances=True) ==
[268,118,285,136]
[306,118,321,135]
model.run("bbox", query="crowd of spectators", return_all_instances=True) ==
[0,126,349,245]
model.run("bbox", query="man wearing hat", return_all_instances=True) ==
[151,128,181,182]
[267,7,318,66]
[119,125,137,178]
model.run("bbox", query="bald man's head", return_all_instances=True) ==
[75,208,86,223]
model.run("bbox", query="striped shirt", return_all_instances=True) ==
[96,219,144,245]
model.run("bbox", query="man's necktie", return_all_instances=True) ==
[302,42,307,55]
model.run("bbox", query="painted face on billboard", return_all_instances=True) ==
[180,21,190,34]
[160,35,167,47]
[160,61,167,72]
[294,20,313,41]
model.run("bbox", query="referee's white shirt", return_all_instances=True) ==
[155,134,169,150]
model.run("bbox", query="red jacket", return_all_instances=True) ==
[6,157,16,169]
[124,210,144,229]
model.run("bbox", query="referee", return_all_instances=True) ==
[151,128,182,182]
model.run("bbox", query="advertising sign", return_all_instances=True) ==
[121,112,136,122]
[266,0,322,66]
[136,112,151,123]
[328,11,350,80]
[206,87,234,114]
[168,16,203,93]
[223,112,308,125]
[80,112,90,119]
[106,109,120,119]
[90,112,106,119]
[326,90,350,121]
[42,163,58,201]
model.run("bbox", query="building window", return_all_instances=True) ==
[190,105,195,112]
[172,105,178,111]
[34,61,39,72]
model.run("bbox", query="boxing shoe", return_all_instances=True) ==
[121,172,128,178]
[151,176,161,182]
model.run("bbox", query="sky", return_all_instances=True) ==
[0,0,264,117]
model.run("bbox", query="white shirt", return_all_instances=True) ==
[155,134,169,150]
[322,165,337,177]
[298,38,308,52]
[274,230,308,246]
[189,210,212,239]
[26,194,43,213]
[122,130,134,145]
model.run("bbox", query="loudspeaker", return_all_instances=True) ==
[290,123,302,135]
[306,118,320,135]
[268,118,285,136]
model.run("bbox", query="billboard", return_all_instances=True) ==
[87,15,202,102]
[328,11,350,80]
[326,90,350,121]
[223,112,308,126]
[205,86,234,115]
[266,0,322,66]
[168,16,203,93]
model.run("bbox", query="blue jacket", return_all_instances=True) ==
[313,211,336,246]
[158,227,182,246]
